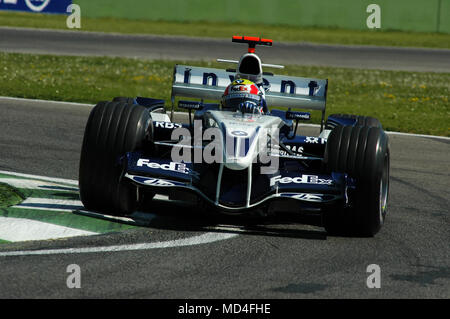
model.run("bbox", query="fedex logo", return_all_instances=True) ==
[270,175,333,187]
[137,159,190,175]
[231,85,249,92]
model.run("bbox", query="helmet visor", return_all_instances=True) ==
[222,93,261,110]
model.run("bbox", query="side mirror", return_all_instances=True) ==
[286,110,311,121]
[286,110,311,138]
[178,100,203,128]
[178,100,203,111]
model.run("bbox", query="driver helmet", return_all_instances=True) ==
[221,79,263,110]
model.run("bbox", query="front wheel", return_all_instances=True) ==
[78,100,152,215]
[323,125,390,237]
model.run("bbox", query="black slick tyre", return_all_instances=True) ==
[323,125,390,237]
[78,101,151,215]
[326,113,382,130]
[112,96,135,104]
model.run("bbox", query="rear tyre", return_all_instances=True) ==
[326,113,382,130]
[323,125,390,237]
[79,101,151,215]
[112,96,135,105]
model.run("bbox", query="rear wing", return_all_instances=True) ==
[171,65,328,112]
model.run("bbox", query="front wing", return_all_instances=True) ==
[123,152,348,213]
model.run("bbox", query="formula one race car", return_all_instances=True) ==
[79,36,390,237]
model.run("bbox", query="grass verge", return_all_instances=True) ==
[0,183,24,208]
[0,11,449,49]
[0,52,448,136]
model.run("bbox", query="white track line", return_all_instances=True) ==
[0,171,239,253]
[0,217,97,242]
[0,96,94,107]
[1,96,448,140]
[12,197,84,212]
[0,232,238,256]
[75,210,156,226]
[0,178,78,191]
[384,130,450,140]
[0,170,78,186]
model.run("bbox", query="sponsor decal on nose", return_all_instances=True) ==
[270,175,333,187]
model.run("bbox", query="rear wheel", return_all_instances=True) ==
[323,125,390,236]
[112,96,135,104]
[78,101,151,215]
[326,113,382,130]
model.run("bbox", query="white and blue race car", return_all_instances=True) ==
[78,36,390,237]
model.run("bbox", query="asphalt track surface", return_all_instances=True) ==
[0,98,448,298]
[1,27,450,72]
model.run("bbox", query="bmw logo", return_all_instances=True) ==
[231,130,248,137]
[25,0,51,12]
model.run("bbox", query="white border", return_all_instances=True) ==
[0,170,78,186]
[0,232,238,256]
[0,170,238,254]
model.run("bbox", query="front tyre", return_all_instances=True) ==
[323,125,390,237]
[78,101,151,215]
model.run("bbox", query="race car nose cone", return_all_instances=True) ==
[224,157,253,170]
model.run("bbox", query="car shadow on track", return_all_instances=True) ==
[132,200,328,240]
